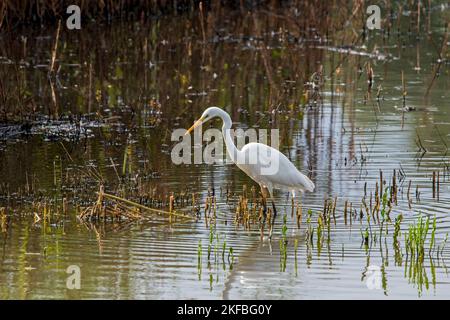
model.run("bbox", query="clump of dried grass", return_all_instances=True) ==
[79,185,195,222]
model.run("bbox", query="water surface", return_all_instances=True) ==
[0,5,449,299]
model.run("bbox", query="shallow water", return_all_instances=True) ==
[1,6,449,299]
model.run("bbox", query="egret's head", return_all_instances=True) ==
[185,107,223,135]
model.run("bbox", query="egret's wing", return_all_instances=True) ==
[241,143,315,192]
[240,143,274,170]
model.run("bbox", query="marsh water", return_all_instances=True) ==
[1,5,450,299]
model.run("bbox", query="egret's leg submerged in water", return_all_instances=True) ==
[258,186,278,240]
[269,200,277,239]
[259,198,266,239]
[262,197,267,224]
[260,186,270,238]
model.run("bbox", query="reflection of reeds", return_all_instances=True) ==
[0,0,443,131]
[0,207,8,233]
[0,1,351,123]
[432,169,442,201]
[425,22,449,96]
[0,0,358,29]
[0,1,190,27]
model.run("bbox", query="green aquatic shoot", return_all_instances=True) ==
[393,214,403,243]
[222,239,226,263]
[197,239,202,279]
[214,233,219,262]
[429,216,437,254]
[307,209,312,224]
[208,224,214,262]
[380,187,389,221]
[209,273,213,291]
[361,227,369,249]
[279,215,288,272]
[228,247,234,270]
[282,214,288,240]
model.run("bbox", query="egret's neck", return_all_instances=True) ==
[219,110,239,163]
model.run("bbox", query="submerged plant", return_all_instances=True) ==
[393,214,404,266]
[380,187,391,222]
[228,247,234,270]
[208,224,214,263]
[361,227,369,249]
[277,215,289,272]
[429,216,437,255]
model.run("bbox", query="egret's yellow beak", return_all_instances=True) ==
[185,116,205,135]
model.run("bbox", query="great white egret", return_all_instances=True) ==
[186,106,315,238]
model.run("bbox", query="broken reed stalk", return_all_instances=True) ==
[99,191,195,220]
[169,195,175,213]
[434,171,438,199]
[199,2,206,44]
[380,170,383,197]
[332,197,337,225]
[296,203,302,229]
[392,169,397,204]
[432,171,436,199]
[416,130,427,154]
[407,180,412,199]
[401,70,406,128]
[366,62,373,91]
[349,202,353,226]
[50,20,61,74]
[437,171,440,201]
[401,70,406,102]
[291,197,295,217]
[88,61,93,114]
[417,0,420,34]
[425,22,449,96]
[407,180,412,209]
[192,193,196,212]
[344,200,348,225]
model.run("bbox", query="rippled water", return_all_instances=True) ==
[1,5,449,299]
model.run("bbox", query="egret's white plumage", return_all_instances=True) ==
[186,107,315,198]
[238,143,315,197]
